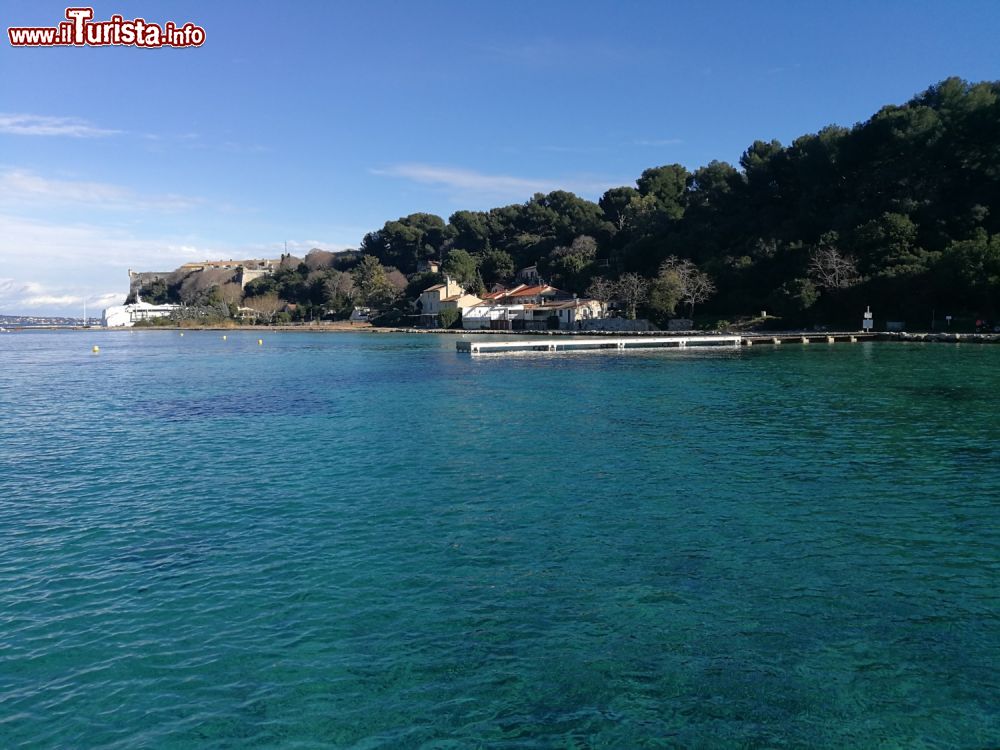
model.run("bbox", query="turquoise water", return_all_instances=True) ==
[1,331,997,749]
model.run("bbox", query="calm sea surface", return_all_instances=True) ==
[1,331,997,749]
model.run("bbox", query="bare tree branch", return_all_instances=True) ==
[585,276,615,303]
[658,256,716,317]
[808,245,860,290]
[614,273,649,319]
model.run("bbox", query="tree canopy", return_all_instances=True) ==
[141,78,1000,329]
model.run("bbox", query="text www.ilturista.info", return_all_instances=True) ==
[8,7,205,48]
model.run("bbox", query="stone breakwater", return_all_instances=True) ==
[879,331,1000,344]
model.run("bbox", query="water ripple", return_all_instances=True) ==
[0,333,997,748]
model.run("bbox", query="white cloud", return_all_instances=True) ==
[373,164,550,195]
[0,276,123,314]
[0,211,362,315]
[0,113,120,138]
[372,163,625,202]
[633,138,684,147]
[0,168,201,212]
[0,215,361,315]
[0,169,129,204]
[23,294,82,307]
[0,214,219,269]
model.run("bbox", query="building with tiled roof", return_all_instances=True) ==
[418,277,482,327]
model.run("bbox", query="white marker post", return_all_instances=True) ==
[862,306,874,332]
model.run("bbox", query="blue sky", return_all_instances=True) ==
[1,0,998,315]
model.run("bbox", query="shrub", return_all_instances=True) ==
[438,308,461,328]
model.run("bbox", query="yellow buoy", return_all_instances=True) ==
[222,335,227,341]
[179,332,184,337]
[92,345,99,353]
[258,339,263,346]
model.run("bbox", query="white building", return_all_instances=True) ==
[462,297,607,330]
[462,302,526,330]
[102,301,180,327]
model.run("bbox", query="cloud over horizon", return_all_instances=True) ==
[371,163,629,203]
[0,213,361,316]
[0,169,201,212]
[0,276,122,315]
[0,113,121,138]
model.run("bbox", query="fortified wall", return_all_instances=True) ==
[128,259,280,298]
[127,270,172,299]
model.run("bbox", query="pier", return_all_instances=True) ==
[457,335,742,354]
[457,332,877,355]
[743,332,875,345]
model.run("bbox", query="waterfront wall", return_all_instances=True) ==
[581,318,656,332]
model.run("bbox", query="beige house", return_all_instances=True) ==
[439,293,483,324]
[418,277,481,326]
[545,298,608,329]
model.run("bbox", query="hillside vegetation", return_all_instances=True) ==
[140,78,1000,329]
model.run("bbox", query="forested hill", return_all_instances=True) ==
[141,78,999,329]
[354,77,999,328]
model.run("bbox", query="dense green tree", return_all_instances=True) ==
[599,186,640,231]
[853,212,931,277]
[448,210,491,252]
[438,308,461,329]
[534,190,609,242]
[137,278,170,304]
[477,249,515,286]
[244,275,278,297]
[442,248,480,289]
[637,164,690,220]
[540,235,598,292]
[937,230,1000,313]
[648,272,683,321]
[360,213,448,274]
[687,161,741,211]
[768,278,819,318]
[404,272,444,302]
[352,255,398,307]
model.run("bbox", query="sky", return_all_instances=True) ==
[1,0,998,316]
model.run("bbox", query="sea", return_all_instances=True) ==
[1,330,997,749]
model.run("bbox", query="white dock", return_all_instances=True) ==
[456,335,742,355]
